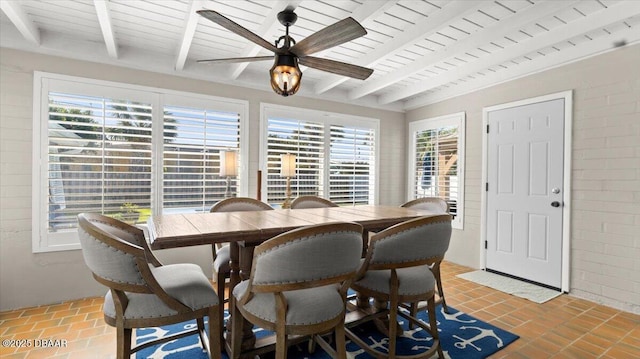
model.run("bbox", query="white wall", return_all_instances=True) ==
[2,45,638,314]
[407,44,640,314]
[0,48,406,311]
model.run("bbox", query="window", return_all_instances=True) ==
[329,125,376,205]
[408,112,465,229]
[33,73,247,252]
[260,104,378,207]
[162,102,242,213]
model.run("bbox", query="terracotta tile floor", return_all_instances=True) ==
[1,261,638,358]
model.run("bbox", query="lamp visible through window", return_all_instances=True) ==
[220,150,238,198]
[280,153,296,208]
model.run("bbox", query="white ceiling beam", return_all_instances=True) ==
[404,25,640,110]
[175,0,205,71]
[0,0,40,45]
[313,0,485,95]
[229,0,302,79]
[349,0,579,100]
[93,0,118,58]
[380,1,640,105]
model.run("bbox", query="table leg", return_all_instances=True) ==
[225,242,257,354]
[228,242,240,292]
[361,232,369,257]
[372,298,403,337]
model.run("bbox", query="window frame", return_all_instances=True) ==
[32,72,248,252]
[407,112,465,229]
[259,103,380,207]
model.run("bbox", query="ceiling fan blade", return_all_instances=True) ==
[197,10,278,53]
[299,56,373,80]
[198,56,274,64]
[290,17,366,57]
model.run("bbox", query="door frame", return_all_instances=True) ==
[480,90,573,293]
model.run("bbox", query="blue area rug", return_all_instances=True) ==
[136,305,518,358]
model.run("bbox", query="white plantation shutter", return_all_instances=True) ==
[47,92,152,230]
[34,73,247,252]
[266,118,325,204]
[162,105,241,213]
[262,105,378,207]
[329,125,375,205]
[408,113,465,229]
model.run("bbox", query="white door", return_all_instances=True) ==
[485,98,565,289]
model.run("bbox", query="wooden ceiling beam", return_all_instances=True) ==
[404,24,640,110]
[380,1,640,105]
[313,0,485,95]
[0,0,40,45]
[93,0,118,58]
[348,0,579,100]
[175,0,205,71]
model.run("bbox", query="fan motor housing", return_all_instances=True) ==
[277,9,297,27]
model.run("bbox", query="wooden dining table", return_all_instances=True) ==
[147,205,438,356]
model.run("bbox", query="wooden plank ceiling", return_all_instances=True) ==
[1,0,638,111]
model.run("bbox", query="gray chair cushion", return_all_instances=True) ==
[103,290,178,320]
[78,227,145,285]
[233,281,343,325]
[151,263,219,309]
[352,265,436,296]
[214,245,230,273]
[211,198,274,212]
[370,221,451,264]
[252,230,362,285]
[290,196,338,209]
[104,263,218,321]
[402,198,448,213]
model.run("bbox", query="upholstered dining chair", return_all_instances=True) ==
[77,213,221,359]
[400,197,449,213]
[290,195,339,209]
[400,197,451,314]
[209,197,274,335]
[346,215,452,359]
[230,222,364,359]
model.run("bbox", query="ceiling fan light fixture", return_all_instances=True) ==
[270,54,302,97]
[197,9,372,97]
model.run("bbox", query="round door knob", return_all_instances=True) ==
[551,201,561,207]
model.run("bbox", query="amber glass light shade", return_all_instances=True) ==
[270,55,302,97]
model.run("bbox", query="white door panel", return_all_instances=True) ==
[486,98,564,288]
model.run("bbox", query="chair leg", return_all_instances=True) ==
[432,262,448,314]
[217,270,227,345]
[334,319,347,359]
[208,307,222,359]
[230,298,243,359]
[427,296,444,359]
[408,301,419,329]
[116,325,131,359]
[388,298,398,359]
[275,330,288,359]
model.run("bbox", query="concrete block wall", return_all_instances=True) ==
[407,44,640,314]
[0,48,405,311]
[570,54,640,311]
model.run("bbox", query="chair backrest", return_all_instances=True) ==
[249,222,363,292]
[365,215,451,270]
[210,197,273,212]
[290,196,339,209]
[401,197,449,214]
[77,213,152,290]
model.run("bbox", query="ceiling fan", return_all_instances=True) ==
[197,8,374,97]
